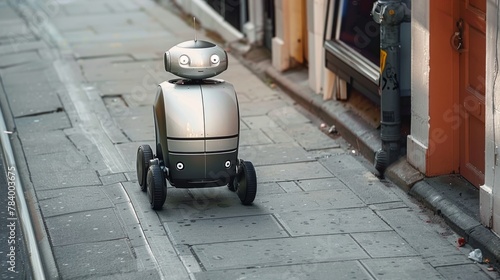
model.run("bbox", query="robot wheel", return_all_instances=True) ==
[233,160,257,205]
[137,144,153,191]
[146,160,167,210]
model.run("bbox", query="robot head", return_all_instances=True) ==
[164,40,228,80]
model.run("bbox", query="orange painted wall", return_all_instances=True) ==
[427,0,460,175]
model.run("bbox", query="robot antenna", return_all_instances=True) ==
[193,17,197,42]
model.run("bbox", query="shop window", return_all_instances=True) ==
[324,0,411,104]
[336,0,380,66]
[205,0,248,31]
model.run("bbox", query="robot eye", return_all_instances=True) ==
[179,55,189,65]
[210,54,220,65]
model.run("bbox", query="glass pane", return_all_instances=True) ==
[336,0,380,65]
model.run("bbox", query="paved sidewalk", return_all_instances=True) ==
[0,0,499,279]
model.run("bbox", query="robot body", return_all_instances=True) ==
[154,78,239,188]
[136,40,257,210]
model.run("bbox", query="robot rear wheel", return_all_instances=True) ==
[147,161,167,210]
[137,145,153,191]
[234,161,257,205]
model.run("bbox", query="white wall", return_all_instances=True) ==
[244,0,264,45]
[481,0,500,232]
[307,0,327,94]
[272,0,290,71]
[406,0,430,173]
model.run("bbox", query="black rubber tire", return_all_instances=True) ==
[236,161,257,205]
[137,145,153,191]
[146,164,167,210]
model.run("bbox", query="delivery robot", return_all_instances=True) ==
[136,39,257,210]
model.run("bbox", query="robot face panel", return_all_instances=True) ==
[164,40,228,80]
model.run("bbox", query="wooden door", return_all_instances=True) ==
[458,0,486,187]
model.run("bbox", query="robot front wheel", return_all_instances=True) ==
[147,162,167,210]
[230,161,257,205]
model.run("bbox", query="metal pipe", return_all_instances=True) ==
[372,0,411,174]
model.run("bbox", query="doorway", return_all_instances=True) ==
[458,0,486,188]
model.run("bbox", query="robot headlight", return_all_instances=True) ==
[179,55,190,66]
[210,54,220,65]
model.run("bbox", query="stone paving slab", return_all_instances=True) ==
[0,2,20,21]
[71,38,178,60]
[0,51,39,68]
[81,60,167,82]
[231,81,277,104]
[268,106,311,126]
[242,115,279,129]
[257,189,365,213]
[64,129,126,174]
[322,157,402,204]
[161,193,268,221]
[192,235,369,270]
[319,153,368,174]
[94,270,161,280]
[31,169,101,190]
[111,106,155,141]
[238,99,288,117]
[100,173,127,185]
[260,126,295,144]
[296,177,347,191]
[435,264,492,280]
[51,12,162,32]
[59,1,113,15]
[377,208,463,260]
[102,183,132,206]
[45,208,126,246]
[0,40,47,55]
[18,130,73,156]
[351,231,419,258]
[93,80,163,102]
[64,30,178,45]
[0,64,61,85]
[4,83,63,117]
[278,208,391,236]
[238,142,314,166]
[255,182,287,195]
[255,161,334,182]
[360,257,443,280]
[239,129,273,146]
[338,171,402,205]
[277,181,303,193]
[0,18,30,39]
[14,111,71,134]
[284,124,341,151]
[26,149,91,174]
[53,239,139,279]
[37,185,114,217]
[423,254,473,267]
[166,215,288,245]
[194,261,374,280]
